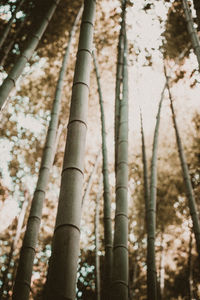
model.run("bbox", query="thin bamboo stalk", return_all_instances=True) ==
[95,179,102,300]
[112,27,129,300]
[165,71,200,261]
[0,0,60,111]
[114,0,126,171]
[147,82,166,300]
[182,0,200,69]
[44,1,96,299]
[82,150,101,205]
[12,8,83,300]
[92,49,112,298]
[0,0,25,50]
[140,109,149,225]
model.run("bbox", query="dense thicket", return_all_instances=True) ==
[0,0,200,299]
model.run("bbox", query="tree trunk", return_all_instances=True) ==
[112,26,129,300]
[0,0,60,111]
[147,82,166,300]
[82,150,101,205]
[114,0,126,172]
[44,1,96,299]
[158,233,165,299]
[140,110,150,226]
[0,0,25,50]
[92,49,112,299]
[0,15,26,67]
[188,230,193,300]
[95,180,102,300]
[165,72,200,262]
[12,7,83,300]
[0,191,30,299]
[182,0,200,70]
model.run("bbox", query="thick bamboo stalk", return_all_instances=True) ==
[12,8,83,300]
[95,180,102,300]
[165,74,200,261]
[112,28,129,300]
[44,1,96,299]
[0,0,25,50]
[140,110,150,224]
[0,0,60,111]
[114,0,126,171]
[92,50,112,298]
[182,0,200,69]
[147,82,166,300]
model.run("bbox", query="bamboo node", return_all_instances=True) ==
[115,212,128,219]
[113,244,128,251]
[62,166,84,176]
[54,223,80,233]
[111,280,128,288]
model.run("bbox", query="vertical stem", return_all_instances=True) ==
[12,7,83,300]
[44,1,96,299]
[95,180,102,300]
[92,50,112,298]
[112,25,129,300]
[0,0,25,50]
[182,0,200,69]
[165,71,200,262]
[140,110,150,226]
[147,82,166,300]
[0,0,60,111]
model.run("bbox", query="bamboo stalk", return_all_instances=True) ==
[182,0,200,69]
[140,109,150,225]
[147,82,166,300]
[44,1,96,299]
[92,49,112,298]
[165,70,200,262]
[112,26,129,300]
[0,0,25,50]
[12,7,83,300]
[0,0,60,111]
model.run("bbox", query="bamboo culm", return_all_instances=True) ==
[182,0,200,70]
[92,50,112,299]
[12,8,83,300]
[0,0,25,50]
[95,180,102,300]
[0,0,60,111]
[165,74,200,262]
[112,28,129,300]
[44,1,96,299]
[82,150,101,205]
[140,110,150,225]
[147,82,166,300]
[114,0,126,172]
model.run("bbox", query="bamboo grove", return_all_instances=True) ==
[0,0,200,299]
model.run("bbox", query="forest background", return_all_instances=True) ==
[0,0,200,299]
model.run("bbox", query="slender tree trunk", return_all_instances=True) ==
[0,0,60,111]
[165,73,200,262]
[182,0,200,69]
[12,8,83,300]
[0,0,25,50]
[114,0,126,172]
[188,230,193,300]
[158,233,165,299]
[140,110,150,226]
[0,16,26,67]
[95,180,102,300]
[147,82,166,300]
[112,26,129,300]
[82,150,101,205]
[44,1,96,299]
[92,50,112,299]
[0,191,30,299]
[193,0,200,30]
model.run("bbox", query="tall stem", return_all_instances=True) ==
[44,1,96,299]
